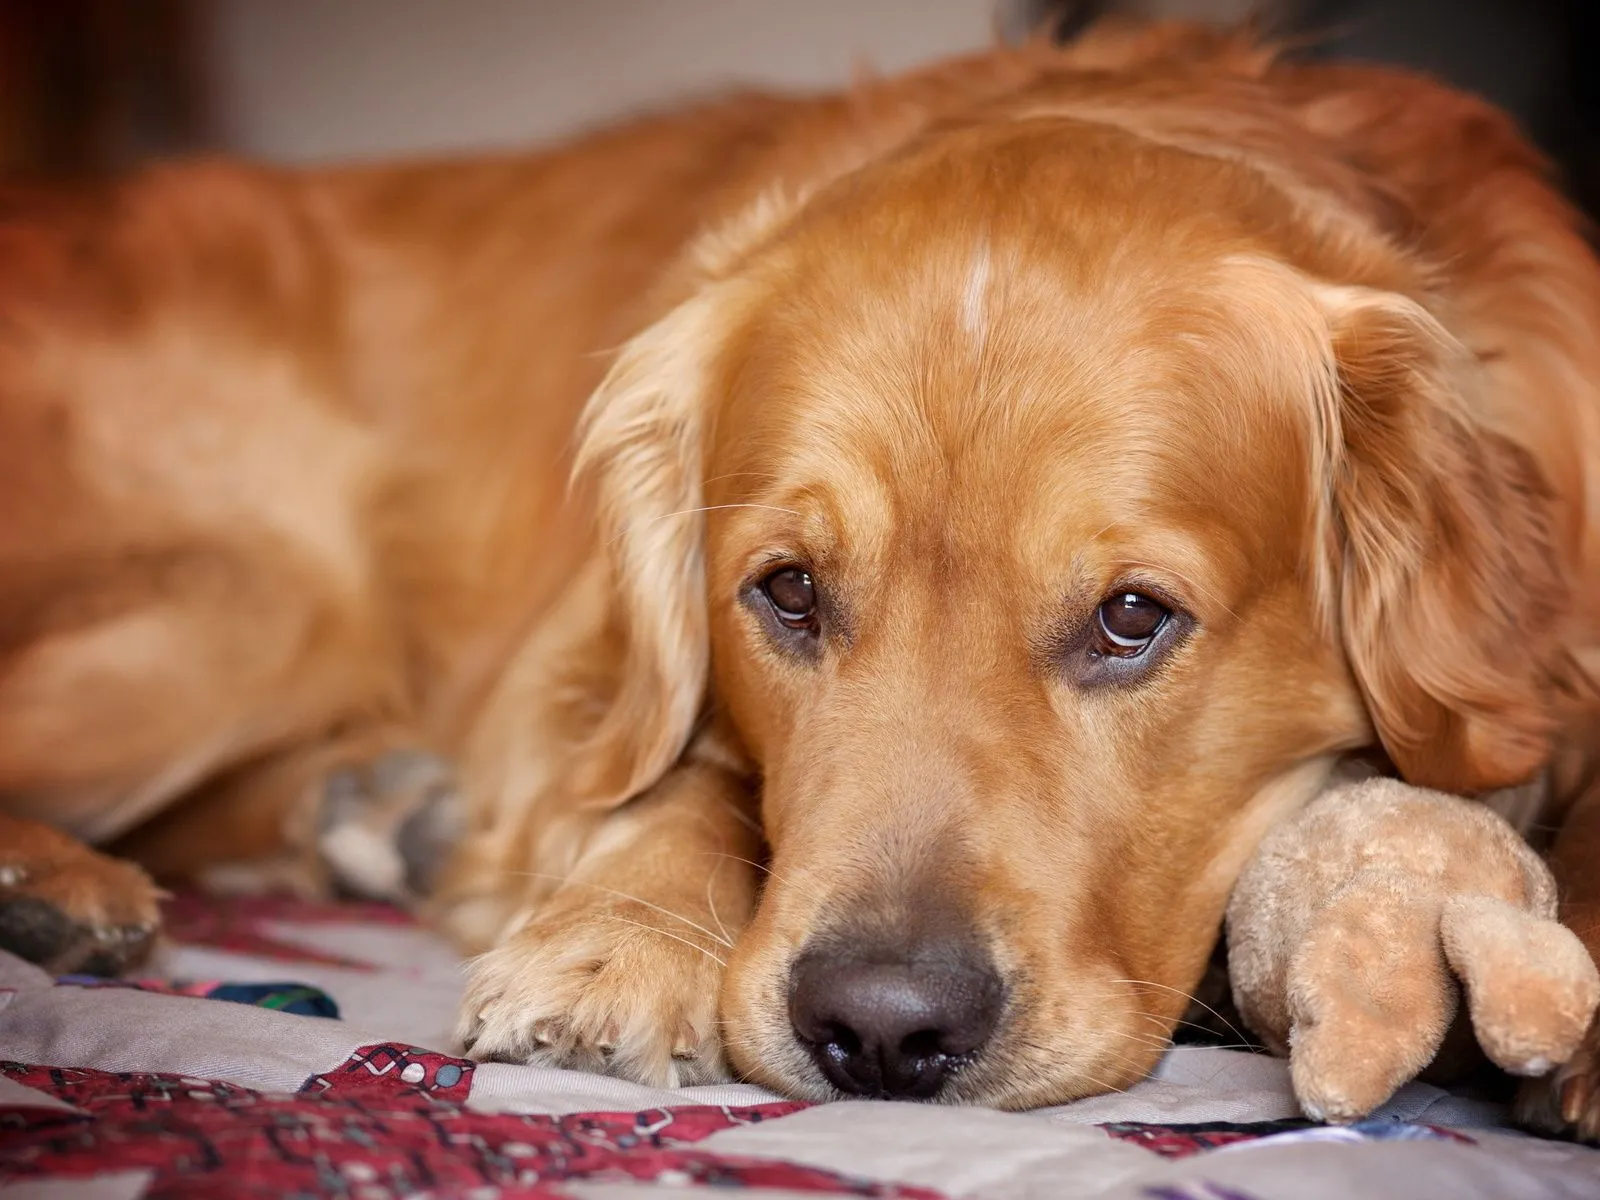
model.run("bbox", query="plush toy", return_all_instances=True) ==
[1226,769,1600,1124]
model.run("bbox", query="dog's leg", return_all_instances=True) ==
[0,812,163,974]
[1517,784,1600,1141]
[112,734,463,905]
[456,759,760,1087]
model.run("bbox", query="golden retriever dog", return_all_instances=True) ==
[2,21,1599,1129]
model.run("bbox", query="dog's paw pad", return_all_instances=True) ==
[316,749,463,902]
[0,852,162,975]
[457,898,728,1088]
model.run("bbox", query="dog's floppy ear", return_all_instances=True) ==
[1314,285,1570,793]
[558,192,803,809]
[562,282,739,807]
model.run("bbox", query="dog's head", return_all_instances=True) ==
[572,110,1570,1105]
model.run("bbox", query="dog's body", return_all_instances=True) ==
[3,23,1600,1122]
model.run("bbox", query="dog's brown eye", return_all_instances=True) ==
[1095,593,1168,655]
[763,567,817,628]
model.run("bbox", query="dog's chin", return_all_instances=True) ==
[727,1032,840,1103]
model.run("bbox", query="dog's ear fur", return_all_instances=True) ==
[565,284,730,806]
[1313,285,1569,792]
[559,192,802,808]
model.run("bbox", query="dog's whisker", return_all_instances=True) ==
[704,857,734,947]
[598,914,727,967]
[1118,1030,1175,1054]
[1094,1051,1155,1078]
[697,850,819,902]
[1104,1035,1170,1063]
[1074,1069,1138,1097]
[1135,1010,1262,1049]
[1112,978,1250,1049]
[505,870,734,948]
[611,503,803,545]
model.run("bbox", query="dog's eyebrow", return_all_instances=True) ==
[612,502,803,544]
[702,470,787,486]
[1105,558,1239,622]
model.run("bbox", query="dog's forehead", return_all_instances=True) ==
[719,242,1311,577]
[706,126,1326,593]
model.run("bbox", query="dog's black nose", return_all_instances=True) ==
[788,945,1003,1099]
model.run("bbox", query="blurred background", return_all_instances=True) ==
[0,0,1595,215]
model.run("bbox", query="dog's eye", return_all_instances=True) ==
[1095,593,1168,655]
[762,567,817,629]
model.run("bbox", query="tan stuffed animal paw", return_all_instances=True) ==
[1226,774,1600,1124]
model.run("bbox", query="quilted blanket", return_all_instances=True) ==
[2,895,1597,1199]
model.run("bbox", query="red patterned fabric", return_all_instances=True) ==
[0,1043,945,1199]
[1101,1119,1313,1158]
[1100,1117,1477,1159]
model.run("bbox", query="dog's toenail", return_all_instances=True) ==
[0,866,25,886]
[531,1017,563,1046]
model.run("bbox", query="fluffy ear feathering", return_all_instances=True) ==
[563,210,798,809]
[426,262,759,948]
[564,286,724,808]
[560,191,806,810]
[1308,281,1572,793]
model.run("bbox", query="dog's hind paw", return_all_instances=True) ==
[315,749,464,903]
[457,892,730,1088]
[0,832,163,975]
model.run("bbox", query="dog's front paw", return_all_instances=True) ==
[1516,1012,1600,1143]
[0,834,164,975]
[457,894,730,1087]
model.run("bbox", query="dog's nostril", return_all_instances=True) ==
[898,1027,946,1062]
[821,1021,862,1058]
[788,944,1002,1101]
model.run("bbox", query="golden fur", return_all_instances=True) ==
[3,22,1600,1113]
